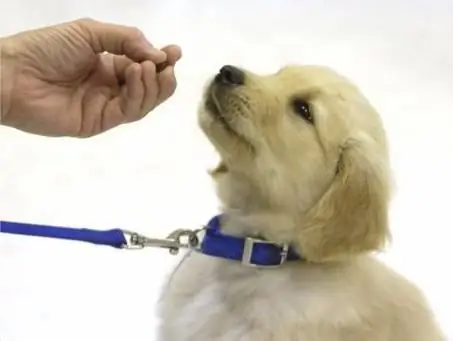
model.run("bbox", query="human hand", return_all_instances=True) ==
[0,18,182,137]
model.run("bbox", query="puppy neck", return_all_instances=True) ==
[212,168,303,245]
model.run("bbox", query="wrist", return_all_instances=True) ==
[0,37,17,125]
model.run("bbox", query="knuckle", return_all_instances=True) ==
[128,27,145,40]
[71,18,98,46]
[74,17,98,27]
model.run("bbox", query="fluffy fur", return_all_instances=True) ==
[156,65,445,340]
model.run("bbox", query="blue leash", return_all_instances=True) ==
[0,221,128,248]
[0,220,197,252]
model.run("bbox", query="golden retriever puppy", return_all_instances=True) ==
[157,65,446,341]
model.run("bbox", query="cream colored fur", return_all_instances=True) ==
[156,65,446,340]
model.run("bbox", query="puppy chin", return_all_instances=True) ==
[201,94,245,145]
[209,162,229,177]
[197,105,233,157]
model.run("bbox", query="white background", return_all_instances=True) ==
[0,0,452,340]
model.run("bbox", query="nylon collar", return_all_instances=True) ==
[198,215,302,267]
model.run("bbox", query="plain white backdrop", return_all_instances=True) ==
[0,0,452,340]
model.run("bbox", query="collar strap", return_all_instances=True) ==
[198,215,302,268]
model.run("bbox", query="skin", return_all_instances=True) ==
[0,18,182,137]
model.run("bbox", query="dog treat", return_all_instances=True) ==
[156,62,169,73]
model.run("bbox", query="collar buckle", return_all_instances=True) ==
[241,237,290,268]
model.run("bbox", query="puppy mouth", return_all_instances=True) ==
[204,90,255,152]
[204,66,255,150]
[205,90,238,135]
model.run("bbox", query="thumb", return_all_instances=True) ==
[73,18,167,64]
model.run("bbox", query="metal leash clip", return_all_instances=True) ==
[121,228,202,255]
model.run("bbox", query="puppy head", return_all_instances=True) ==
[198,64,391,262]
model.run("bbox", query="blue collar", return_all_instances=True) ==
[198,215,302,267]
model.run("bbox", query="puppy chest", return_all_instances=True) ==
[164,275,370,340]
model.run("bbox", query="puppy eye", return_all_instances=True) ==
[292,99,314,124]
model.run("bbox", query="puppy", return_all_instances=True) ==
[157,65,446,341]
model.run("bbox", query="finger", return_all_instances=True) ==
[140,61,159,115]
[119,63,145,122]
[155,45,182,74]
[160,45,182,65]
[156,65,177,106]
[112,55,134,85]
[74,18,167,64]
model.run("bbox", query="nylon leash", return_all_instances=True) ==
[0,220,200,252]
[0,221,127,248]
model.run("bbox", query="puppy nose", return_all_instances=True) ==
[216,65,245,85]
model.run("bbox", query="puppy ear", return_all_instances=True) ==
[299,137,391,262]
